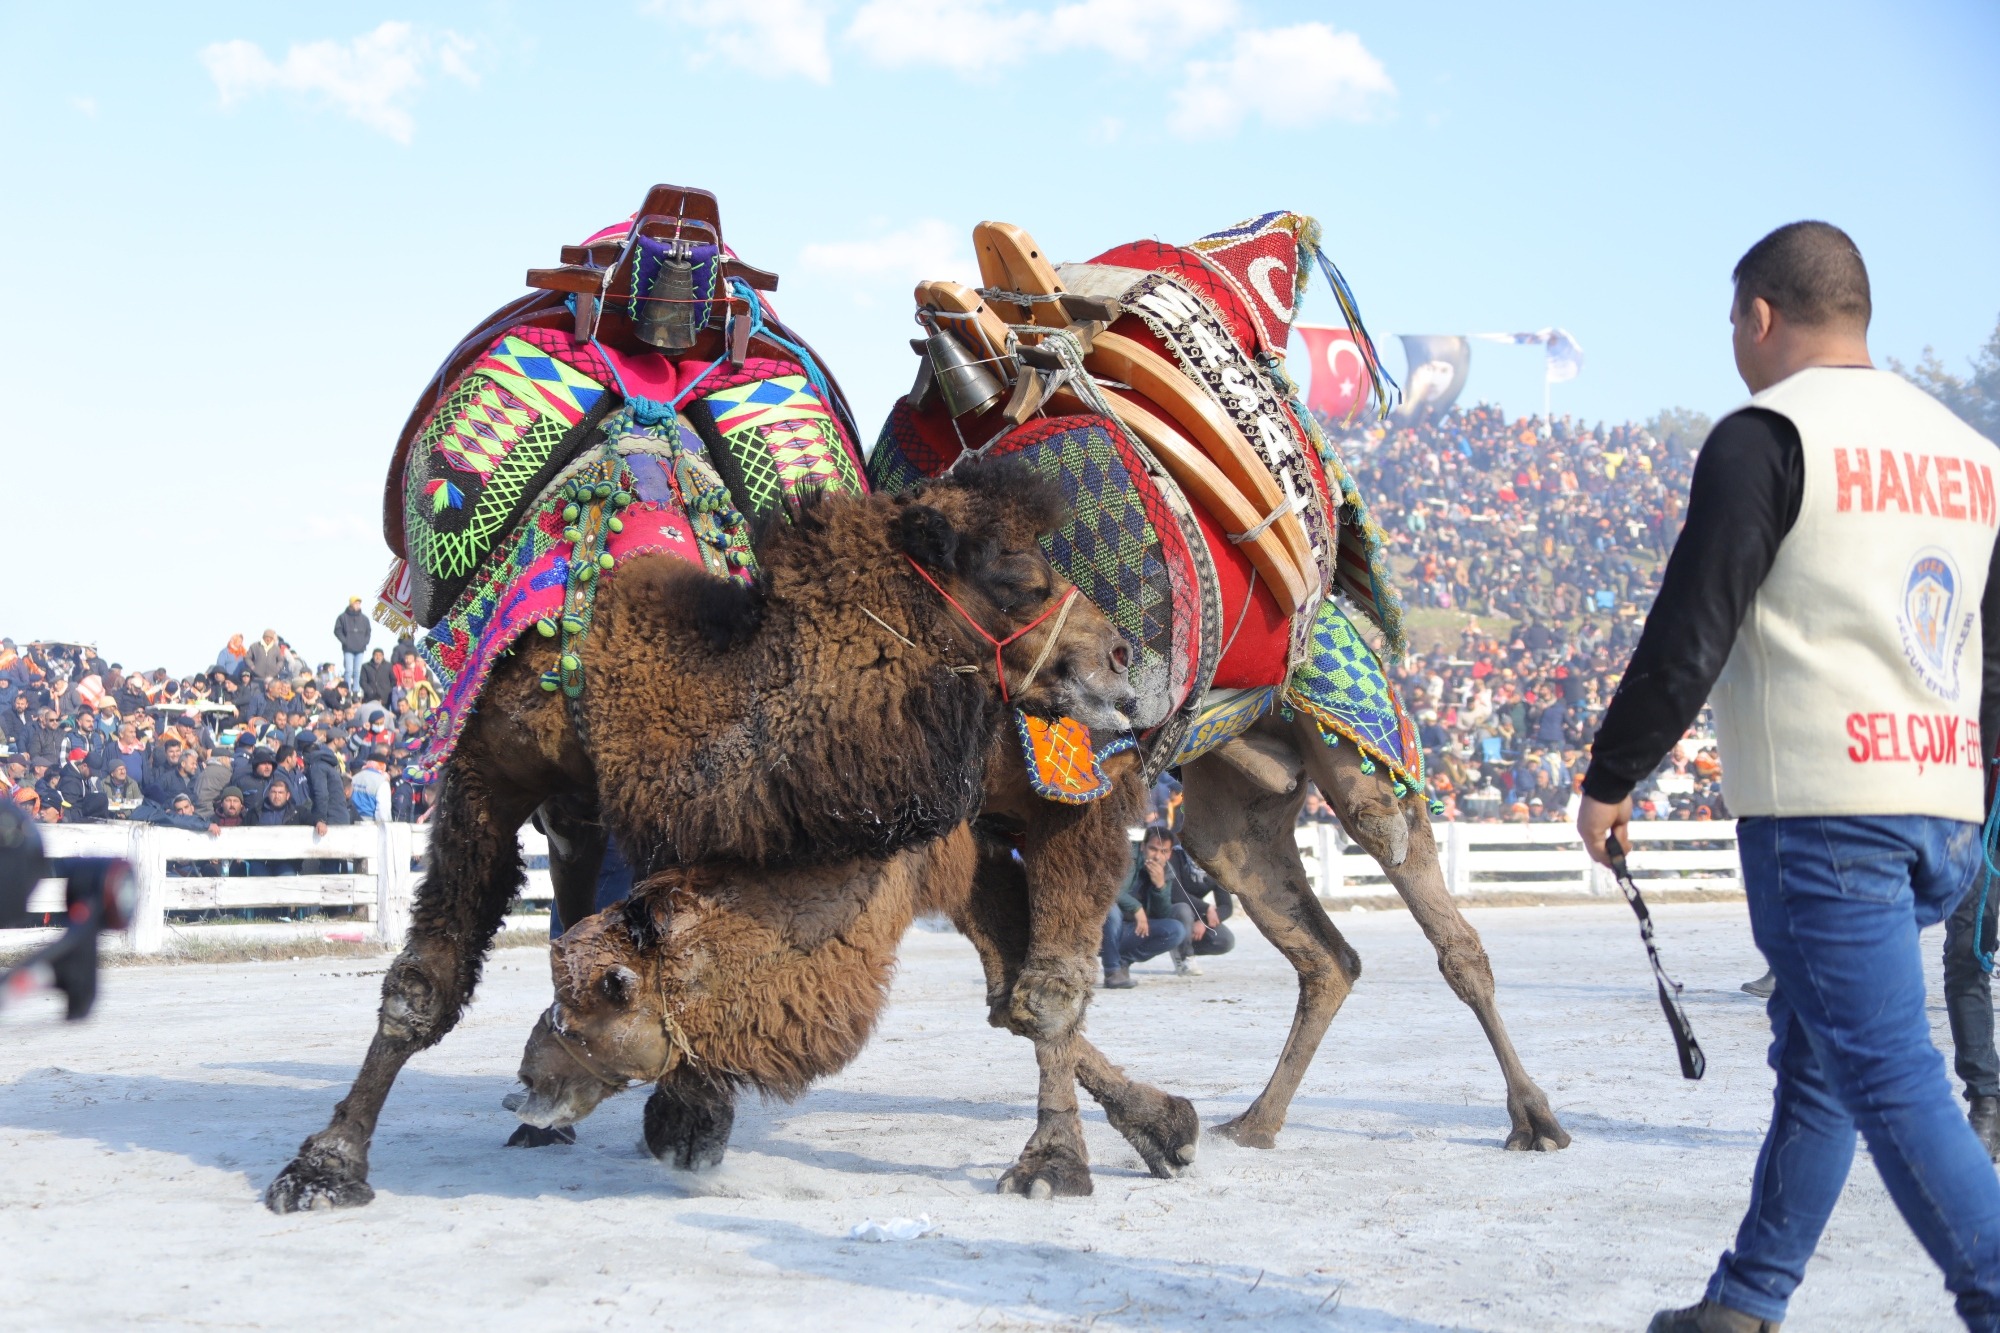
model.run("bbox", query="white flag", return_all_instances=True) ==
[1471,328,1584,383]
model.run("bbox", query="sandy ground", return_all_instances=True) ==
[0,902,1972,1331]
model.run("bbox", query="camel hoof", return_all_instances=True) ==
[1105,1092,1201,1178]
[505,1123,577,1148]
[1504,1102,1572,1152]
[998,1145,1093,1198]
[264,1150,375,1213]
[1213,1113,1278,1151]
[643,1084,735,1171]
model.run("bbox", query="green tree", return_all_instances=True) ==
[1887,314,2000,443]
[1645,406,1713,453]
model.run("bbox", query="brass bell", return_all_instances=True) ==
[635,245,699,350]
[924,330,1003,418]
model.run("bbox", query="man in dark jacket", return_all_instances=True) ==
[237,747,277,810]
[357,649,395,706]
[2,692,33,754]
[1099,827,1190,989]
[334,598,372,691]
[299,736,352,833]
[27,708,66,770]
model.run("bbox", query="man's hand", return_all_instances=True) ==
[1205,905,1220,928]
[207,823,221,837]
[1191,918,1207,941]
[1576,794,1632,867]
[314,821,328,837]
[1134,908,1150,938]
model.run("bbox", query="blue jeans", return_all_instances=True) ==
[1100,906,1187,972]
[1709,815,2000,1329]
[342,650,364,690]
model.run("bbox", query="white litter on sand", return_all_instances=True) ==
[0,902,1971,1330]
[849,1213,935,1242]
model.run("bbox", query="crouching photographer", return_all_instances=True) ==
[0,799,132,1019]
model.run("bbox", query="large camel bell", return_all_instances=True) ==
[635,248,699,350]
[924,330,1003,418]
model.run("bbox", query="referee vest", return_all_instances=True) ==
[1711,367,1999,820]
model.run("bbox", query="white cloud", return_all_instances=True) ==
[796,219,973,287]
[846,0,1237,75]
[70,96,98,117]
[198,21,476,145]
[647,0,833,84]
[1170,22,1393,138]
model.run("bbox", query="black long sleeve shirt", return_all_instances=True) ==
[1583,407,2000,804]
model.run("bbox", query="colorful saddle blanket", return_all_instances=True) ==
[401,326,619,627]
[413,410,755,776]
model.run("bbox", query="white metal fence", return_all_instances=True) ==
[15,823,555,955]
[8,819,1740,955]
[1296,819,1741,903]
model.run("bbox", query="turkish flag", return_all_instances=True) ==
[1294,324,1369,423]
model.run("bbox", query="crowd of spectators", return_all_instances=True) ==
[0,599,437,834]
[1329,403,1723,824]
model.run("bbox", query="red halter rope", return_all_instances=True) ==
[904,556,1079,704]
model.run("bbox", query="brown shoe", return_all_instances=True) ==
[1101,966,1136,990]
[1647,1299,1779,1332]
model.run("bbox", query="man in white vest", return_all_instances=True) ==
[1578,221,2000,1333]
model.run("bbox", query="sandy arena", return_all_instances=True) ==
[0,902,1967,1330]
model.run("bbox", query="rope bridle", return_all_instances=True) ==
[539,998,699,1091]
[902,556,1080,704]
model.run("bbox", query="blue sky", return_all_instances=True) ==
[3,0,1996,672]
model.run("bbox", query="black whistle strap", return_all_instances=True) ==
[1606,833,1707,1081]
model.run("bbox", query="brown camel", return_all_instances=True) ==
[509,828,980,1156]
[511,709,1567,1194]
[262,460,1140,1212]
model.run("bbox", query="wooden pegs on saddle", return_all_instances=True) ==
[914,280,1014,372]
[975,222,1071,330]
[1084,333,1319,598]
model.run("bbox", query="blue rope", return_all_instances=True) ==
[726,278,837,408]
[1979,772,2000,974]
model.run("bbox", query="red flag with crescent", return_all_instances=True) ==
[1294,325,1370,422]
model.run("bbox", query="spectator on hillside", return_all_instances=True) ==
[101,759,142,818]
[211,787,248,829]
[358,648,395,706]
[151,791,218,834]
[28,707,65,770]
[300,735,352,834]
[351,749,392,822]
[215,634,248,676]
[2,692,33,754]
[334,598,372,690]
[252,778,313,829]
[55,751,107,823]
[238,748,278,810]
[246,629,286,682]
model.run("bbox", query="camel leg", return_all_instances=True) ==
[1008,766,1145,1042]
[264,746,541,1211]
[953,835,1198,1192]
[1178,729,1361,1149]
[643,1071,737,1171]
[1299,720,1569,1152]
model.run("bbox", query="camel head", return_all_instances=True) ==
[889,459,1139,731]
[509,895,671,1130]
